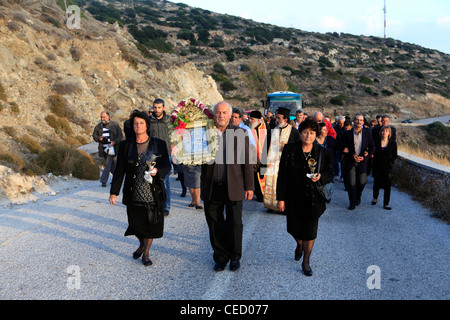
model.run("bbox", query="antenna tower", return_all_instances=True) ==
[383,0,387,38]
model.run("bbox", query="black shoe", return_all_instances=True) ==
[195,205,203,210]
[356,198,361,206]
[164,210,169,216]
[372,199,377,205]
[133,249,143,259]
[214,261,227,272]
[180,190,187,197]
[302,263,313,276]
[295,244,302,261]
[142,255,153,267]
[348,204,356,210]
[230,260,240,272]
[101,183,107,187]
[383,205,392,210]
[188,203,195,207]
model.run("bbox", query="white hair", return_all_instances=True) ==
[213,101,232,114]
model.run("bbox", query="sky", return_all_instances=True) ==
[173,0,450,54]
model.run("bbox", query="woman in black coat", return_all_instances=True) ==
[277,118,334,276]
[371,126,397,210]
[109,111,170,266]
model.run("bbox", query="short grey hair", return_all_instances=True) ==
[213,101,232,114]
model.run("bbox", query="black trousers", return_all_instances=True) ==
[344,165,368,206]
[204,183,243,264]
[373,175,392,206]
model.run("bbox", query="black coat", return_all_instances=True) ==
[339,127,375,173]
[372,139,397,180]
[277,142,334,219]
[110,137,170,206]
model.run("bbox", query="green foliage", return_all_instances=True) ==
[213,63,227,75]
[329,94,349,106]
[86,1,122,24]
[424,122,450,146]
[34,145,99,180]
[318,56,334,68]
[359,76,374,85]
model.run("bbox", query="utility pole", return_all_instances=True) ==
[383,0,387,38]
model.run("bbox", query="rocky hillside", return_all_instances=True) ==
[72,0,450,120]
[0,0,222,168]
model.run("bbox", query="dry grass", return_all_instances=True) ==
[398,144,450,167]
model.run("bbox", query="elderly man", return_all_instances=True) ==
[264,107,300,212]
[313,111,337,139]
[93,111,123,187]
[339,114,375,210]
[201,101,254,272]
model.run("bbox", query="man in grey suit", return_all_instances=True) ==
[201,101,254,272]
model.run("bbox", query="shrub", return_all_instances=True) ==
[34,145,99,180]
[48,94,70,118]
[318,56,334,68]
[18,135,44,154]
[213,62,227,75]
[0,82,7,101]
[10,101,19,113]
[52,80,83,95]
[45,114,73,135]
[359,76,374,85]
[424,122,450,146]
[70,45,82,62]
[329,95,349,106]
[221,79,237,92]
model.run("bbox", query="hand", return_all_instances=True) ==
[109,194,117,205]
[150,168,158,176]
[277,200,285,212]
[245,190,254,201]
[311,173,321,183]
[343,147,349,153]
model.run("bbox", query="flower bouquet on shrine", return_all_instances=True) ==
[169,98,219,165]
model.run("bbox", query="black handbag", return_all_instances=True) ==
[316,148,334,203]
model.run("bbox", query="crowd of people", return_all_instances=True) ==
[93,100,397,275]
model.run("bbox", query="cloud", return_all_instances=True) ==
[320,16,346,31]
[437,16,450,29]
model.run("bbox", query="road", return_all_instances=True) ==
[0,173,448,303]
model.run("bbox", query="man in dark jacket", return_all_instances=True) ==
[340,114,375,210]
[201,101,254,272]
[93,111,123,187]
[149,98,172,216]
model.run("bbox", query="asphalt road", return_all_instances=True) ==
[0,174,448,302]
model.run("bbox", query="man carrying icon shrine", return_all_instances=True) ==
[263,107,300,212]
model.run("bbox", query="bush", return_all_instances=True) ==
[18,135,44,154]
[0,82,7,101]
[48,94,70,118]
[34,145,99,180]
[221,79,237,92]
[329,95,349,106]
[45,114,73,135]
[10,102,19,113]
[318,56,334,68]
[70,45,82,62]
[424,122,450,146]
